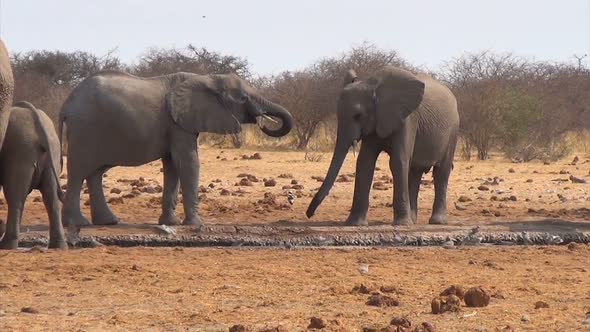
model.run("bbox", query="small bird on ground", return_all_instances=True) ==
[287,191,295,205]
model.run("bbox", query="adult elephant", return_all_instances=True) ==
[0,40,15,153]
[306,66,459,226]
[60,71,293,227]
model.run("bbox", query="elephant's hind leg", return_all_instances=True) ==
[40,169,67,249]
[0,166,33,249]
[87,168,119,225]
[429,162,451,225]
[62,170,91,227]
[159,156,181,225]
[408,168,424,224]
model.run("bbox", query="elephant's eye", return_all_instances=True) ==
[239,94,249,103]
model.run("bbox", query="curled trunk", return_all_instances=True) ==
[252,96,293,137]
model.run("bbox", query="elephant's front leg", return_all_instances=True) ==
[345,140,380,226]
[390,156,413,226]
[40,170,67,249]
[158,156,181,225]
[171,138,202,227]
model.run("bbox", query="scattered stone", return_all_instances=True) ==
[351,284,373,294]
[492,291,506,300]
[373,181,389,191]
[278,173,293,179]
[431,295,461,314]
[559,170,570,174]
[291,184,304,190]
[509,195,517,202]
[572,156,580,164]
[464,287,490,307]
[440,285,465,300]
[21,307,39,314]
[220,189,231,196]
[457,195,472,203]
[110,188,122,194]
[380,285,399,294]
[107,197,124,205]
[250,152,262,160]
[390,317,411,328]
[290,179,298,185]
[416,322,435,332]
[198,185,210,193]
[311,175,325,182]
[477,185,489,191]
[366,294,400,307]
[508,168,515,173]
[521,314,530,323]
[307,317,326,330]
[534,301,549,309]
[237,174,259,182]
[264,178,277,187]
[229,325,250,332]
[454,203,467,211]
[526,179,533,183]
[336,175,352,183]
[569,175,587,184]
[239,178,253,187]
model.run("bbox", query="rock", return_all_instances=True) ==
[307,317,326,330]
[291,179,298,185]
[142,186,156,194]
[373,181,389,191]
[336,175,352,183]
[521,314,530,323]
[431,295,461,314]
[454,203,467,211]
[278,173,293,179]
[21,307,39,314]
[508,168,515,173]
[390,317,411,328]
[509,195,517,201]
[239,178,253,187]
[229,325,250,332]
[311,175,325,182]
[107,197,124,205]
[110,188,122,194]
[569,175,587,184]
[534,301,549,309]
[416,322,435,332]
[291,184,304,190]
[526,179,533,183]
[220,189,231,196]
[264,178,277,187]
[457,195,472,202]
[478,185,489,191]
[351,284,373,294]
[380,285,399,294]
[573,156,580,164]
[464,287,490,307]
[559,169,570,174]
[198,185,210,193]
[366,294,400,307]
[237,174,259,182]
[208,183,215,189]
[440,285,465,300]
[250,152,262,160]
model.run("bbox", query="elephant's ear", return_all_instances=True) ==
[343,69,358,87]
[166,77,241,135]
[374,69,425,138]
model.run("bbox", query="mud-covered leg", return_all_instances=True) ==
[0,166,33,249]
[40,169,67,249]
[172,134,202,227]
[429,162,452,225]
[87,168,119,225]
[62,170,90,227]
[159,156,181,225]
[345,140,380,226]
[408,168,423,224]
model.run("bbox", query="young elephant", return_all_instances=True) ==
[306,66,459,226]
[60,71,293,227]
[0,101,66,249]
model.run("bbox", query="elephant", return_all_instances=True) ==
[0,101,66,249]
[60,71,293,227]
[0,40,15,153]
[306,66,459,226]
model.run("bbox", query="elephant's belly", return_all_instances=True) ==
[411,134,450,168]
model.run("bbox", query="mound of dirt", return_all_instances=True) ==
[431,294,461,314]
[366,294,400,307]
[440,285,465,300]
[464,287,490,307]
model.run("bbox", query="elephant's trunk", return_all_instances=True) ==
[306,138,350,218]
[252,96,293,137]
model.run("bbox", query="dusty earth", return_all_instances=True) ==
[2,148,590,331]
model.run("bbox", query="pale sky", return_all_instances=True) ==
[2,0,589,75]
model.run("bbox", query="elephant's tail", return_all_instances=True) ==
[16,101,65,202]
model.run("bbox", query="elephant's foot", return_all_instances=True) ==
[62,211,91,227]
[48,239,68,250]
[393,216,414,226]
[0,238,18,250]
[159,214,181,226]
[345,215,368,226]
[91,213,120,226]
[428,213,448,225]
[182,215,203,227]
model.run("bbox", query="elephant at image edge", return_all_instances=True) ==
[60,71,293,227]
[0,102,67,249]
[306,66,459,226]
[0,40,15,154]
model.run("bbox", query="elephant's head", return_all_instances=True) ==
[166,73,293,137]
[306,66,425,218]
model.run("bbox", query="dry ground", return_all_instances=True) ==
[2,148,590,331]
